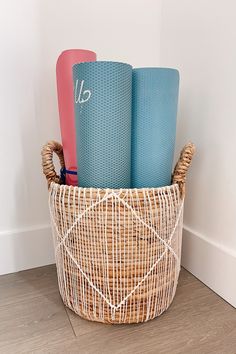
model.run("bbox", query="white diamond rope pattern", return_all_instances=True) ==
[49,183,183,320]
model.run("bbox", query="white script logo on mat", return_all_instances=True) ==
[74,79,91,104]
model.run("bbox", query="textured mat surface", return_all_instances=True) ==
[73,61,132,188]
[131,68,179,188]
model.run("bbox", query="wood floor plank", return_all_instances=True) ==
[0,290,74,353]
[1,327,75,354]
[0,265,236,354]
[0,264,58,306]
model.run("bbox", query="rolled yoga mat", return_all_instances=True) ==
[73,61,132,188]
[131,68,179,188]
[56,49,96,186]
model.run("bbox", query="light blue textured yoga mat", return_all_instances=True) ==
[131,68,179,188]
[73,61,132,188]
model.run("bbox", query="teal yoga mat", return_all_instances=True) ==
[73,61,132,188]
[131,68,179,188]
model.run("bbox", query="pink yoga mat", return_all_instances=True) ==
[56,49,96,185]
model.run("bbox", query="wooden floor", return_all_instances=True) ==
[0,266,236,354]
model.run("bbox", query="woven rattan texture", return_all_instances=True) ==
[42,142,195,323]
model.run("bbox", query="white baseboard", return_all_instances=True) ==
[182,226,236,308]
[0,224,55,275]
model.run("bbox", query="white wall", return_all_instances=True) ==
[0,0,162,274]
[160,0,236,306]
[2,0,235,308]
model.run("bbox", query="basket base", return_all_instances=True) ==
[61,291,177,325]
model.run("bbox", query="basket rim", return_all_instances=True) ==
[50,181,180,193]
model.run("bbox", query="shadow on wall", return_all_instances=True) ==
[10,0,62,271]
[12,105,55,271]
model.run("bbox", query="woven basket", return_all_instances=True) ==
[42,141,195,324]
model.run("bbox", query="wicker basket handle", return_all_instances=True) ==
[172,142,196,198]
[41,140,195,193]
[41,141,65,187]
